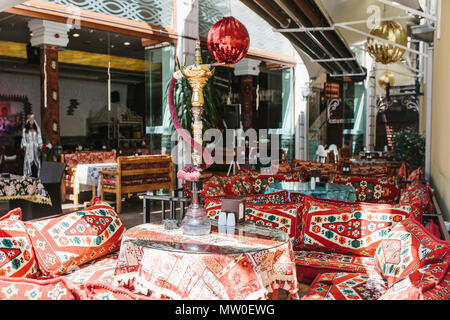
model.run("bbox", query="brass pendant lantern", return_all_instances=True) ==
[378,71,396,89]
[366,20,407,64]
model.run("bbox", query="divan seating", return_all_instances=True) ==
[61,150,117,205]
[100,155,174,213]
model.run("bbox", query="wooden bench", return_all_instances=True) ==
[99,155,174,213]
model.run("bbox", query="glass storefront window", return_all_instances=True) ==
[145,44,175,154]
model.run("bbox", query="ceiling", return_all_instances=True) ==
[0,12,145,60]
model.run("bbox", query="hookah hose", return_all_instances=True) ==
[168,75,213,173]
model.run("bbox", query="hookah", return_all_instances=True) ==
[168,17,249,236]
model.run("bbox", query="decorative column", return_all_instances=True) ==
[28,19,71,147]
[234,58,260,129]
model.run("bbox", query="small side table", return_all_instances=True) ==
[141,190,190,224]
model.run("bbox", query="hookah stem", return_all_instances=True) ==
[168,76,213,170]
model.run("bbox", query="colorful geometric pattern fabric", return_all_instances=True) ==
[63,151,116,170]
[399,182,434,222]
[329,174,401,203]
[245,202,303,240]
[297,197,411,256]
[349,163,391,175]
[374,217,450,287]
[201,181,227,198]
[64,252,119,290]
[225,176,251,196]
[24,203,125,277]
[294,250,376,275]
[0,175,52,206]
[378,258,450,300]
[0,276,84,300]
[408,167,425,182]
[291,160,338,177]
[0,218,39,278]
[249,190,290,205]
[252,175,283,194]
[302,272,388,300]
[0,208,22,221]
[113,224,299,300]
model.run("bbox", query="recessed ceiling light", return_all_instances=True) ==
[124,41,131,46]
[72,33,80,37]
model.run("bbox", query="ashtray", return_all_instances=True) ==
[163,219,179,230]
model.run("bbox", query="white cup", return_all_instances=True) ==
[218,212,227,225]
[218,224,227,234]
[227,213,236,227]
[227,225,235,235]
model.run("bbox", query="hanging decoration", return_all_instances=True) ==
[366,20,407,64]
[378,71,396,89]
[207,16,250,64]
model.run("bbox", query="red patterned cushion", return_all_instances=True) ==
[297,196,411,256]
[248,190,290,205]
[85,280,161,300]
[374,217,450,287]
[0,276,84,300]
[349,163,391,175]
[290,192,306,204]
[24,203,125,277]
[302,272,387,300]
[204,191,290,220]
[294,250,376,278]
[330,174,401,203]
[379,258,450,300]
[291,160,337,176]
[252,175,284,194]
[408,167,425,182]
[399,182,433,222]
[0,208,22,221]
[225,176,249,196]
[201,182,227,198]
[65,252,119,290]
[64,151,116,169]
[245,202,303,239]
[0,218,39,278]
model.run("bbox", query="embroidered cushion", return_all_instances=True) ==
[302,272,388,300]
[201,181,227,198]
[245,202,303,240]
[329,174,401,203]
[24,203,125,277]
[0,217,39,278]
[0,208,22,221]
[291,160,337,177]
[297,196,411,256]
[204,191,290,220]
[252,175,284,194]
[374,217,450,287]
[408,167,425,182]
[0,276,84,300]
[225,176,251,196]
[399,182,433,222]
[349,163,391,175]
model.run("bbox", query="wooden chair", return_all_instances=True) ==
[99,155,174,213]
[338,146,352,162]
[60,150,116,205]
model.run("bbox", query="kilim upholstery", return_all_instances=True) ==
[99,155,174,213]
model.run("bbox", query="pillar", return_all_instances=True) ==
[28,19,71,147]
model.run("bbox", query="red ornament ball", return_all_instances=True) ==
[207,16,250,64]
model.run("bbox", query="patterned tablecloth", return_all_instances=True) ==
[73,163,117,195]
[265,181,356,202]
[0,174,52,205]
[113,223,299,300]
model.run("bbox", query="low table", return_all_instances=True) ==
[265,181,356,202]
[113,221,299,300]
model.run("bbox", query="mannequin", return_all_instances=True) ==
[21,114,43,177]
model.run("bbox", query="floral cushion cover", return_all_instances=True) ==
[329,174,401,203]
[0,209,39,278]
[374,217,450,287]
[24,203,125,277]
[296,196,411,256]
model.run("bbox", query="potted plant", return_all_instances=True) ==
[390,127,425,170]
